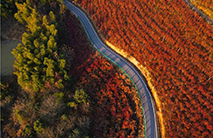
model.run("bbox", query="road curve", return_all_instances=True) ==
[184,0,213,24]
[64,0,158,137]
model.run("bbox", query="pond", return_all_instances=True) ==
[1,40,20,75]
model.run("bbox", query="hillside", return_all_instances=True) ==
[74,0,213,137]
[1,1,144,137]
[66,13,145,137]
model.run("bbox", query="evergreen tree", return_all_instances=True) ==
[14,2,31,24]
[49,11,56,23]
[12,3,68,92]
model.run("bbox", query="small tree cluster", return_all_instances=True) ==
[12,2,68,92]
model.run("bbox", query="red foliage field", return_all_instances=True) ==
[65,13,144,137]
[74,0,213,137]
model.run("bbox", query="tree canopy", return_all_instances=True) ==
[12,2,68,92]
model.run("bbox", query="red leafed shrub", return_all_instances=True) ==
[75,0,213,137]
[66,13,144,137]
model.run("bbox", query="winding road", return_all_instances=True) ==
[184,0,213,24]
[64,0,158,137]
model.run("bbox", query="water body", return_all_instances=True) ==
[1,40,20,75]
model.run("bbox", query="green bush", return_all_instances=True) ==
[21,125,33,137]
[14,109,26,126]
[67,101,76,108]
[73,89,89,104]
[69,128,90,138]
[53,92,64,104]
[69,128,80,138]
[61,114,68,121]
[33,119,44,134]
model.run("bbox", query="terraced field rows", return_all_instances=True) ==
[65,1,159,137]
[75,0,213,137]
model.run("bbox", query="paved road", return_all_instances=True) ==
[64,0,158,137]
[184,0,213,24]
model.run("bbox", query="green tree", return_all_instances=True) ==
[21,125,33,137]
[74,89,89,104]
[12,3,68,92]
